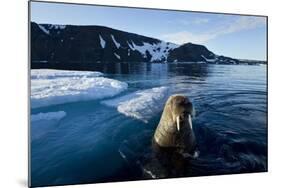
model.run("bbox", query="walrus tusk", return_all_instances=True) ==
[188,114,193,130]
[176,116,180,131]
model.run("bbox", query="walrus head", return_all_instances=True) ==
[167,95,194,132]
[153,94,196,152]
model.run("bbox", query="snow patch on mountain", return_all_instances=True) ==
[127,41,135,51]
[131,41,178,62]
[49,25,66,30]
[99,35,106,48]
[114,53,121,59]
[111,34,121,49]
[201,55,217,63]
[38,24,50,35]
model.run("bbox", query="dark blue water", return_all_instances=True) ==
[30,63,267,187]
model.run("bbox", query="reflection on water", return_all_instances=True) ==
[31,62,267,187]
[32,62,209,77]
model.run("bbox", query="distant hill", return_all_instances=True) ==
[31,22,266,65]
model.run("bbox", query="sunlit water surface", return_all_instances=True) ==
[31,63,267,187]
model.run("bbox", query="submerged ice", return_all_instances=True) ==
[31,111,67,122]
[31,69,128,108]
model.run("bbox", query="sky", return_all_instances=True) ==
[30,1,267,61]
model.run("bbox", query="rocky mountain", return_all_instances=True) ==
[31,22,266,65]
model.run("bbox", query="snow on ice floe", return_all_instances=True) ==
[31,69,128,108]
[101,86,170,123]
[111,34,121,48]
[31,69,103,79]
[31,111,66,122]
[99,35,106,48]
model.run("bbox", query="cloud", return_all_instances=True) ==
[161,16,266,44]
[179,18,209,25]
[161,31,215,44]
[218,16,266,35]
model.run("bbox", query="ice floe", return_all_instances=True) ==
[31,69,103,79]
[31,69,128,108]
[31,111,66,122]
[101,86,170,123]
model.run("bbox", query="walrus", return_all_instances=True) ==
[152,94,197,157]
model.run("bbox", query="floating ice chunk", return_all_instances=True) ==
[111,34,121,48]
[114,53,121,59]
[38,24,50,35]
[31,69,103,79]
[99,35,106,48]
[101,87,170,123]
[31,69,128,108]
[31,111,66,122]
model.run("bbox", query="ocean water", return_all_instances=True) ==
[30,63,267,187]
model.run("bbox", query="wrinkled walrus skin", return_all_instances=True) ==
[153,95,196,155]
